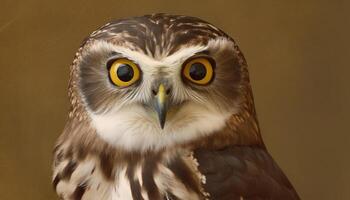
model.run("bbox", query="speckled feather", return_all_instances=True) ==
[53,13,299,200]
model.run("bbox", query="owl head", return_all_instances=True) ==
[69,14,258,152]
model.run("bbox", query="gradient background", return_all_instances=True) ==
[0,0,349,199]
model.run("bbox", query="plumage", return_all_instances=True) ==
[53,13,300,200]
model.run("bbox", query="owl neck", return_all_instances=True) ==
[185,114,264,151]
[185,84,265,150]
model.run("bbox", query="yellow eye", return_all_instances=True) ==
[108,58,140,87]
[182,57,214,85]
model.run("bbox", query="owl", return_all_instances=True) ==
[52,14,300,200]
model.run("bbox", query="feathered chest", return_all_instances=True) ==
[53,150,207,200]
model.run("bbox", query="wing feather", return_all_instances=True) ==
[194,146,300,200]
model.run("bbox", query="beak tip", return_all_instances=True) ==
[156,109,167,130]
[159,118,166,129]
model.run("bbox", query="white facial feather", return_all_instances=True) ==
[91,102,232,151]
[85,38,237,152]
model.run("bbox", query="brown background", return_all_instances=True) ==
[0,0,349,199]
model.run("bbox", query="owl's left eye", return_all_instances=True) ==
[108,58,140,87]
[182,57,214,85]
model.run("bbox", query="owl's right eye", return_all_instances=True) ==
[107,58,140,87]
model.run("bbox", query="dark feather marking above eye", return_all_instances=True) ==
[88,14,228,57]
[194,50,210,56]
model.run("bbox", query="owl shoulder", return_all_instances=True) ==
[194,146,300,200]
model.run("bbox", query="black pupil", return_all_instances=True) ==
[189,62,207,80]
[117,64,134,82]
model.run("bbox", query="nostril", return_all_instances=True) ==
[152,89,171,95]
[166,88,171,95]
[152,89,157,96]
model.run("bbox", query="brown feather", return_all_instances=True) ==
[53,13,299,200]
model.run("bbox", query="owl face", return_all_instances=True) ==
[76,15,244,151]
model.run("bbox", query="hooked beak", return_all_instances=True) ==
[153,84,168,129]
